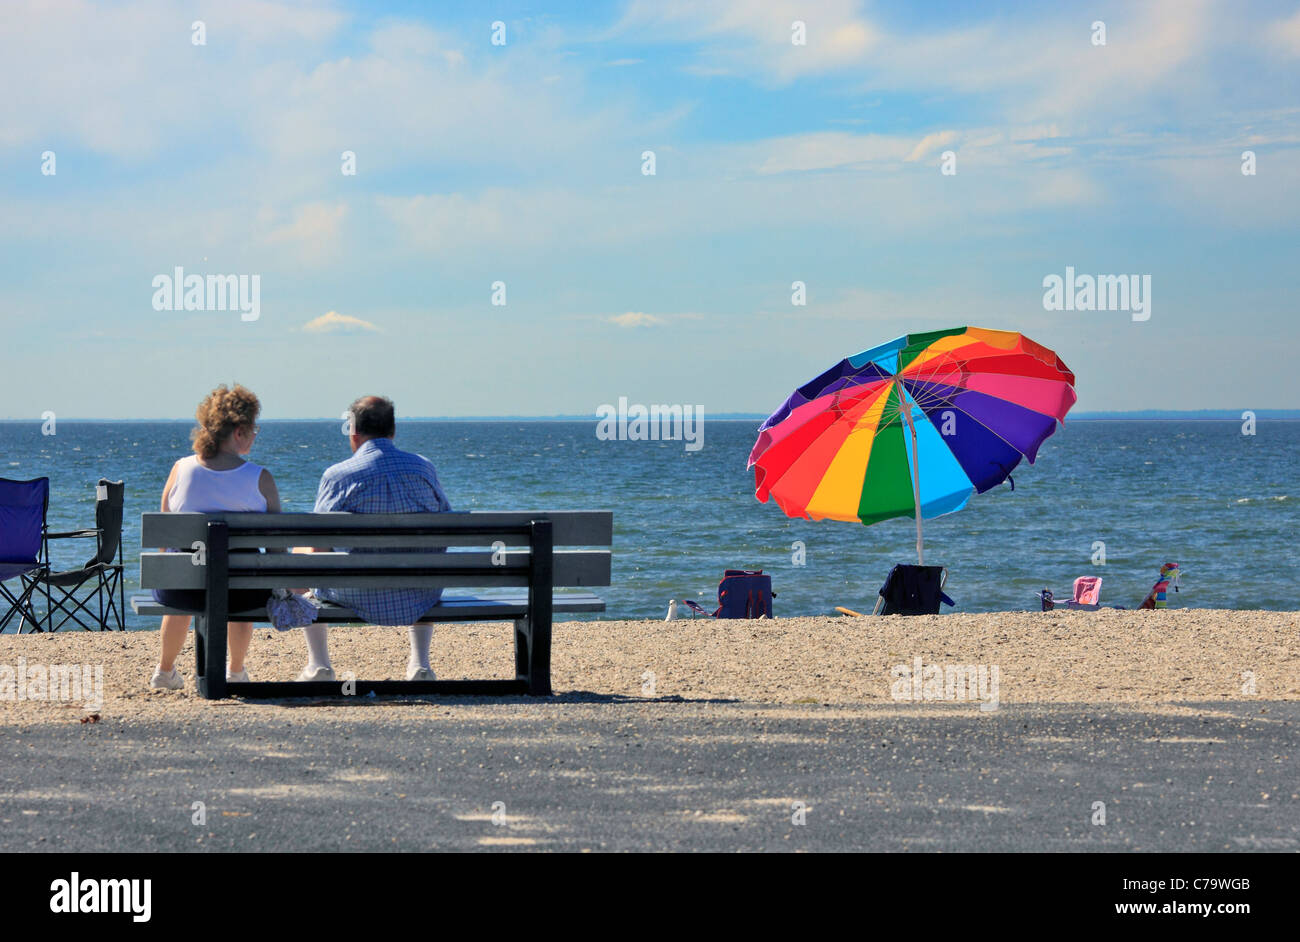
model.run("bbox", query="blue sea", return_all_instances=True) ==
[2,419,1296,628]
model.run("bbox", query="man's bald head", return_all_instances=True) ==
[349,395,396,440]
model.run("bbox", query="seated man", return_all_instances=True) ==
[298,395,452,682]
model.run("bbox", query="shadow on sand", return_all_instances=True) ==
[254,690,741,709]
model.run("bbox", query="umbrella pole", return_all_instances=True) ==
[898,383,924,565]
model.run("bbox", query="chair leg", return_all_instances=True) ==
[97,569,123,631]
[39,571,124,632]
[1,580,44,633]
[45,580,102,632]
[14,576,46,633]
[42,577,52,632]
[96,570,105,630]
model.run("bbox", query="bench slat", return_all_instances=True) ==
[142,511,613,548]
[140,550,610,590]
[130,592,607,620]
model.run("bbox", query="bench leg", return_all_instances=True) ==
[514,619,531,682]
[198,521,229,700]
[525,519,553,696]
[513,616,551,695]
[525,613,552,696]
[194,614,228,700]
[194,614,207,690]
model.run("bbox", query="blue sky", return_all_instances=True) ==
[2,0,1298,418]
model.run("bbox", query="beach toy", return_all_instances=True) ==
[749,327,1075,566]
[1140,562,1181,609]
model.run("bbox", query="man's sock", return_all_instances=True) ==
[408,625,432,671]
[303,623,332,670]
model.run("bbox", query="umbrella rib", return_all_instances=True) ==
[754,382,893,500]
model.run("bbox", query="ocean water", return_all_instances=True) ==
[1,419,1296,629]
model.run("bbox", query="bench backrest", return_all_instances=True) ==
[139,511,612,591]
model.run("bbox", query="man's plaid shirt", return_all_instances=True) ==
[312,437,452,626]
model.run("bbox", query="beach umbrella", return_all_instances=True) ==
[749,326,1076,564]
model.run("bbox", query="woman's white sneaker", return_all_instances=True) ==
[227,669,249,683]
[296,665,336,682]
[150,667,184,690]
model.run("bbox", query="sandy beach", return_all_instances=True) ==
[1,609,1295,725]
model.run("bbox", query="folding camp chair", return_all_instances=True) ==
[872,564,954,615]
[1039,575,1103,611]
[0,477,50,633]
[23,479,127,631]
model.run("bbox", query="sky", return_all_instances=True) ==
[1,0,1297,419]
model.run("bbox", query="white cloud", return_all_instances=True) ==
[0,0,347,157]
[615,0,876,79]
[1269,9,1300,56]
[301,310,380,333]
[614,0,1247,139]
[905,131,959,163]
[754,132,910,173]
[608,312,666,327]
[377,191,513,253]
[258,202,349,267]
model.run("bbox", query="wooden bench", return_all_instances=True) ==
[131,511,612,700]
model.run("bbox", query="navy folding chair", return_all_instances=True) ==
[25,479,126,631]
[872,564,955,615]
[0,477,50,633]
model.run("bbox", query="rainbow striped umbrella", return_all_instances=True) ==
[749,327,1076,563]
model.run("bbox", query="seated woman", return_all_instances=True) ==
[150,384,281,690]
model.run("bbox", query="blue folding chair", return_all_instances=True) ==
[0,477,50,633]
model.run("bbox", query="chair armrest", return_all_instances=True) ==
[47,529,102,539]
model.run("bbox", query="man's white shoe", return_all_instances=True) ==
[150,667,184,690]
[227,669,249,683]
[296,665,336,682]
[407,666,437,681]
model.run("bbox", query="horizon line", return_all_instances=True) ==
[2,409,1298,422]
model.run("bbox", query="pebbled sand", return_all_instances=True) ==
[0,609,1296,725]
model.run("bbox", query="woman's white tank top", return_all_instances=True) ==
[167,455,268,513]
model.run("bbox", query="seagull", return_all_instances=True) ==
[665,599,678,621]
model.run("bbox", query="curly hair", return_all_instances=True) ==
[191,384,260,459]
